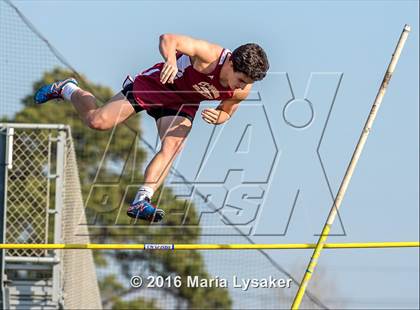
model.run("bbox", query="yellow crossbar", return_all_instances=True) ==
[0,242,418,250]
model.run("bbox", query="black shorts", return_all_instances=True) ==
[121,82,194,123]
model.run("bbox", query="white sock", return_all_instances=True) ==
[133,186,154,203]
[61,83,80,101]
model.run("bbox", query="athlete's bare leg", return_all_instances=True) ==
[69,89,136,130]
[127,115,191,221]
[33,78,136,130]
[144,115,192,191]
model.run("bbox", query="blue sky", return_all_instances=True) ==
[4,0,420,308]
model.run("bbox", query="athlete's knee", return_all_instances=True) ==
[86,110,112,131]
[160,138,185,157]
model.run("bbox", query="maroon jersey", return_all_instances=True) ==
[132,48,234,118]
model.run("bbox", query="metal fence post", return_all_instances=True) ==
[0,127,13,309]
[52,129,65,305]
[0,128,7,309]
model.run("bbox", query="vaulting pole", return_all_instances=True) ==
[291,24,411,309]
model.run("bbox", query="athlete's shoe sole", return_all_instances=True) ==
[34,78,78,104]
[127,200,165,223]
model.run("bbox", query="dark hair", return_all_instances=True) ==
[231,43,269,81]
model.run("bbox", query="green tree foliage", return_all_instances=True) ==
[9,68,231,309]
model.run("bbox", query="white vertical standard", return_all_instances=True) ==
[52,130,66,305]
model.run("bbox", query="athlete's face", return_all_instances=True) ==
[227,61,254,90]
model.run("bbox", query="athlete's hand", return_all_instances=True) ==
[160,59,178,84]
[201,108,230,125]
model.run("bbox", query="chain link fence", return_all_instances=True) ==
[5,129,51,257]
[1,124,102,309]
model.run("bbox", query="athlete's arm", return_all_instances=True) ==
[201,85,252,125]
[159,34,221,84]
[160,33,221,62]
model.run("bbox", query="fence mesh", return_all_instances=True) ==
[0,0,324,308]
[61,128,102,309]
[0,1,60,119]
[5,129,50,257]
